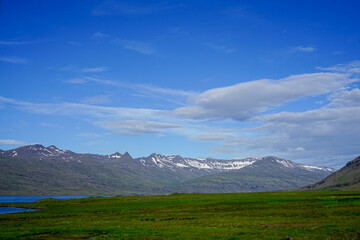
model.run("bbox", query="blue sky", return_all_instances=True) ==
[1,0,360,168]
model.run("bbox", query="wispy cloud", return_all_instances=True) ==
[85,141,111,146]
[0,57,27,64]
[66,78,88,84]
[332,51,344,55]
[66,76,122,86]
[66,76,195,99]
[92,1,184,16]
[58,65,108,73]
[59,64,75,71]
[81,95,111,105]
[134,84,195,98]
[112,38,156,55]
[0,139,26,146]
[40,122,63,128]
[91,32,111,39]
[290,46,317,53]
[91,31,157,55]
[0,41,30,45]
[77,133,102,138]
[81,67,107,73]
[0,96,165,120]
[206,43,236,53]
[96,120,182,136]
[68,41,83,47]
[316,61,360,73]
[169,27,189,36]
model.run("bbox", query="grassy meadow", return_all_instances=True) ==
[0,191,359,239]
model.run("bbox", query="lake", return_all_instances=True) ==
[0,196,94,214]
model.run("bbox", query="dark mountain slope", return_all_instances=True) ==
[303,155,360,191]
[0,151,164,195]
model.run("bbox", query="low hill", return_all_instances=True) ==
[303,155,360,191]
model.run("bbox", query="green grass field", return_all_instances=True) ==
[1,191,360,239]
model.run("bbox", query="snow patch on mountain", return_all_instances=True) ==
[276,159,297,168]
[299,164,334,172]
[135,153,257,172]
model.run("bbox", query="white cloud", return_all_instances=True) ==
[250,105,360,166]
[317,61,360,73]
[112,39,155,55]
[0,139,26,146]
[95,120,182,136]
[0,57,27,64]
[328,88,360,107]
[174,72,355,120]
[2,61,360,168]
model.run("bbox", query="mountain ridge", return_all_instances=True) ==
[0,144,336,195]
[0,144,335,172]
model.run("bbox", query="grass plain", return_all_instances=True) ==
[0,191,359,239]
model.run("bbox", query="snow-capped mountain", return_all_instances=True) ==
[0,144,336,195]
[1,144,334,173]
[136,153,334,174]
[136,153,258,173]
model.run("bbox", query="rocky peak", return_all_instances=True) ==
[24,144,46,151]
[121,152,133,160]
[47,145,59,150]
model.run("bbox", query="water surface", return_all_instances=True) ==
[0,207,35,214]
[0,196,91,203]
[0,196,94,214]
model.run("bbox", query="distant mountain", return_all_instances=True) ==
[302,155,360,191]
[0,144,335,195]
[170,156,334,193]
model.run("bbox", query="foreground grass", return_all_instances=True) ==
[0,191,359,239]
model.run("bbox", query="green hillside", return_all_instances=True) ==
[303,156,360,191]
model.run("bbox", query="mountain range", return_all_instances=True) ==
[0,144,335,195]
